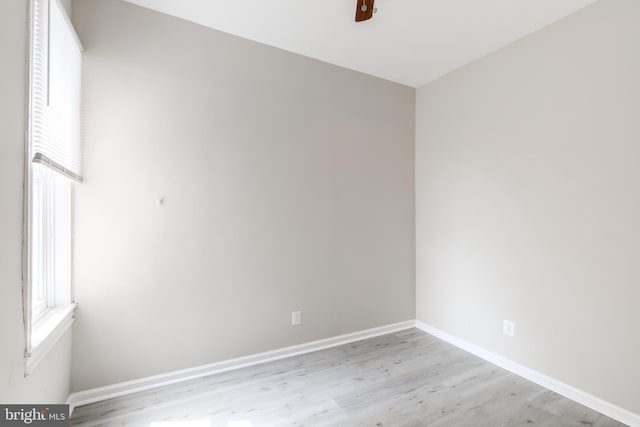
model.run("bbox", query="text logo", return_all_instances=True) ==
[1,405,69,426]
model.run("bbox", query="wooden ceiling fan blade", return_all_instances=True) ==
[355,0,375,22]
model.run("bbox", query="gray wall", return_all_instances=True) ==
[71,0,415,391]
[416,0,640,415]
[0,0,72,404]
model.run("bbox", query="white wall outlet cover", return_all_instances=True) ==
[291,311,302,326]
[503,320,515,336]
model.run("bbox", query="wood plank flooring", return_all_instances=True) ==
[70,329,627,426]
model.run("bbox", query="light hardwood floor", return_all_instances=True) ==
[70,329,627,426]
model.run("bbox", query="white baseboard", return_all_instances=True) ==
[415,321,639,427]
[66,320,416,414]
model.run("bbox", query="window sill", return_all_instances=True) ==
[25,303,77,376]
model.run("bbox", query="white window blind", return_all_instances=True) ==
[30,0,83,182]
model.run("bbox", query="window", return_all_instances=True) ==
[30,164,72,325]
[24,0,82,374]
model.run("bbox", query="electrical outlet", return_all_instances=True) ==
[291,311,302,326]
[503,320,515,337]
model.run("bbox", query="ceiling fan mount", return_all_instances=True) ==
[355,0,376,22]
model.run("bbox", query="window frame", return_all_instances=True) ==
[22,0,80,376]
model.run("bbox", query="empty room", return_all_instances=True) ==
[1,0,638,425]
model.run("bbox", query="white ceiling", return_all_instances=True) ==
[122,0,598,88]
